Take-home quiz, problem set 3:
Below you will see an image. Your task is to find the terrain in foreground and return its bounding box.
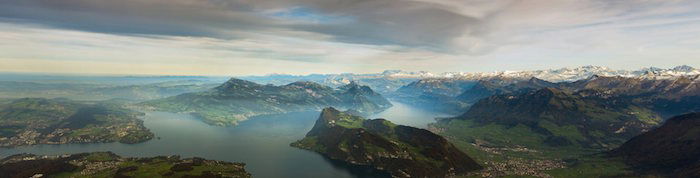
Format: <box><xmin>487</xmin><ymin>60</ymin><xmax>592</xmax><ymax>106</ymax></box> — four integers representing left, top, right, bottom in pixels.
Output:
<box><xmin>0</xmin><ymin>152</ymin><xmax>250</xmax><ymax>178</ymax></box>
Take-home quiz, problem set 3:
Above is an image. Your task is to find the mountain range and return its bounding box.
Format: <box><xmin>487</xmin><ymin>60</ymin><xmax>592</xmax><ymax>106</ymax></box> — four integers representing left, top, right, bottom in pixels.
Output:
<box><xmin>451</xmin><ymin>87</ymin><xmax>661</xmax><ymax>149</ymax></box>
<box><xmin>426</xmin><ymin>73</ymin><xmax>700</xmax><ymax>176</ymax></box>
<box><xmin>439</xmin><ymin>65</ymin><xmax>700</xmax><ymax>82</ymax></box>
<box><xmin>141</xmin><ymin>78</ymin><xmax>392</xmax><ymax>126</ymax></box>
<box><xmin>398</xmin><ymin>68</ymin><xmax>700</xmax><ymax>113</ymax></box>
<box><xmin>426</xmin><ymin>74</ymin><xmax>700</xmax><ymax>169</ymax></box>
<box><xmin>239</xmin><ymin>65</ymin><xmax>699</xmax><ymax>95</ymax></box>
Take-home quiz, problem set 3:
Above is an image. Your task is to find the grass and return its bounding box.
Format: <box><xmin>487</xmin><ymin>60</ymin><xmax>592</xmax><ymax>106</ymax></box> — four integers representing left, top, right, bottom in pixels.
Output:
<box><xmin>546</xmin><ymin>155</ymin><xmax>632</xmax><ymax>178</ymax></box>
<box><xmin>363</xmin><ymin>142</ymin><xmax>389</xmax><ymax>153</ymax></box>
<box><xmin>433</xmin><ymin>118</ymin><xmax>636</xmax><ymax>178</ymax></box>
<box><xmin>96</xmin><ymin>157</ymin><xmax>243</xmax><ymax>177</ymax></box>
<box><xmin>538</xmin><ymin>120</ymin><xmax>585</xmax><ymax>143</ymax></box>
<box><xmin>335</xmin><ymin>113</ymin><xmax>365</xmax><ymax>128</ymax></box>
<box><xmin>439</xmin><ymin>119</ymin><xmax>546</xmax><ymax>149</ymax></box>
<box><xmin>448</xmin><ymin>139</ymin><xmax>505</xmax><ymax>162</ymax></box>
<box><xmin>118</xmin><ymin>160</ymin><xmax>173</xmax><ymax>177</ymax></box>
<box><xmin>290</xmin><ymin>136</ymin><xmax>325</xmax><ymax>152</ymax></box>
<box><xmin>626</xmin><ymin>106</ymin><xmax>662</xmax><ymax>125</ymax></box>
<box><xmin>119</xmin><ymin>130</ymin><xmax>155</xmax><ymax>144</ymax></box>
<box><xmin>85</xmin><ymin>152</ymin><xmax>118</xmax><ymax>162</ymax></box>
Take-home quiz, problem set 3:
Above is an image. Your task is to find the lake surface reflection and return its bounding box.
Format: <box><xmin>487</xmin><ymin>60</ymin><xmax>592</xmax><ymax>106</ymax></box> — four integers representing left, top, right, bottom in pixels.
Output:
<box><xmin>370</xmin><ymin>101</ymin><xmax>453</xmax><ymax>128</ymax></box>
<box><xmin>0</xmin><ymin>101</ymin><xmax>444</xmax><ymax>178</ymax></box>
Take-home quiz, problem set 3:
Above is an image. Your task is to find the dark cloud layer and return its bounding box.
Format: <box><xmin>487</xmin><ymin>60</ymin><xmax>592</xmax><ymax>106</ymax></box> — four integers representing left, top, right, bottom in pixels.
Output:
<box><xmin>0</xmin><ymin>0</ymin><xmax>273</xmax><ymax>38</ymax></box>
<box><xmin>290</xmin><ymin>0</ymin><xmax>480</xmax><ymax>49</ymax></box>
<box><xmin>0</xmin><ymin>0</ymin><xmax>697</xmax><ymax>53</ymax></box>
<box><xmin>0</xmin><ymin>0</ymin><xmax>487</xmax><ymax>50</ymax></box>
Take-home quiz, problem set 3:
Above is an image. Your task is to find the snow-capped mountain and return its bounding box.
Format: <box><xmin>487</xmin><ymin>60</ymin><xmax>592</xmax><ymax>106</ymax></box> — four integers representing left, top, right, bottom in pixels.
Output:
<box><xmin>243</xmin><ymin>65</ymin><xmax>698</xmax><ymax>85</ymax></box>
<box><xmin>632</xmin><ymin>65</ymin><xmax>700</xmax><ymax>80</ymax></box>
<box><xmin>402</xmin><ymin>65</ymin><xmax>699</xmax><ymax>82</ymax></box>
<box><xmin>380</xmin><ymin>70</ymin><xmax>439</xmax><ymax>78</ymax></box>
<box><xmin>239</xmin><ymin>65</ymin><xmax>699</xmax><ymax>94</ymax></box>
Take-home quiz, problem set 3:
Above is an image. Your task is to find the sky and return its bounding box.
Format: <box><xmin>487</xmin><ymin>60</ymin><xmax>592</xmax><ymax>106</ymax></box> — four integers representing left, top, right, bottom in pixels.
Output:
<box><xmin>0</xmin><ymin>0</ymin><xmax>699</xmax><ymax>76</ymax></box>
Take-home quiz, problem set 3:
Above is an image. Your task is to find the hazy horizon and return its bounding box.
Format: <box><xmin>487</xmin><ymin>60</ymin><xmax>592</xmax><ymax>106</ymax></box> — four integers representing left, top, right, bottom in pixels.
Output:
<box><xmin>0</xmin><ymin>64</ymin><xmax>698</xmax><ymax>78</ymax></box>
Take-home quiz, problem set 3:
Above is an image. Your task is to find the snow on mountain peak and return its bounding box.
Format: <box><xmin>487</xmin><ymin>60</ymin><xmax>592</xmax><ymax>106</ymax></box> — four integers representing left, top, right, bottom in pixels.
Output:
<box><xmin>381</xmin><ymin>70</ymin><xmax>404</xmax><ymax>75</ymax></box>
<box><xmin>379</xmin><ymin>70</ymin><xmax>437</xmax><ymax>78</ymax></box>
<box><xmin>438</xmin><ymin>65</ymin><xmax>699</xmax><ymax>82</ymax></box>
<box><xmin>672</xmin><ymin>65</ymin><xmax>695</xmax><ymax>72</ymax></box>
<box><xmin>247</xmin><ymin>65</ymin><xmax>699</xmax><ymax>87</ymax></box>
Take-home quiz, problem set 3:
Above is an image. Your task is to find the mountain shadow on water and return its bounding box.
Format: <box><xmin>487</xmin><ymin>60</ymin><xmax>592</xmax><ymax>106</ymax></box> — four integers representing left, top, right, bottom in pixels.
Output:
<box><xmin>321</xmin><ymin>156</ymin><xmax>392</xmax><ymax>178</ymax></box>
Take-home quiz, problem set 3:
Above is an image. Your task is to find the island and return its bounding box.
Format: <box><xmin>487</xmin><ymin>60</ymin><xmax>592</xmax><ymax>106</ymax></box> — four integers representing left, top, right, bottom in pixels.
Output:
<box><xmin>291</xmin><ymin>107</ymin><xmax>482</xmax><ymax>177</ymax></box>
<box><xmin>0</xmin><ymin>152</ymin><xmax>251</xmax><ymax>178</ymax></box>
<box><xmin>0</xmin><ymin>98</ymin><xmax>154</xmax><ymax>147</ymax></box>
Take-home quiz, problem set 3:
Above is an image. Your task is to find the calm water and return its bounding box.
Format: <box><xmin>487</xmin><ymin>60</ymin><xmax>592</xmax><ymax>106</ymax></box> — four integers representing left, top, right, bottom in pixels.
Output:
<box><xmin>0</xmin><ymin>101</ymin><xmax>446</xmax><ymax>177</ymax></box>
<box><xmin>370</xmin><ymin>101</ymin><xmax>453</xmax><ymax>128</ymax></box>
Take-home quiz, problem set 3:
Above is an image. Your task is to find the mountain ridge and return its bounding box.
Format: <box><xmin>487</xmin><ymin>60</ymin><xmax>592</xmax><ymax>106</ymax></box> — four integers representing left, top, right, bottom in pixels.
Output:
<box><xmin>291</xmin><ymin>107</ymin><xmax>482</xmax><ymax>177</ymax></box>
<box><xmin>141</xmin><ymin>78</ymin><xmax>392</xmax><ymax>126</ymax></box>
<box><xmin>242</xmin><ymin>65</ymin><xmax>699</xmax><ymax>84</ymax></box>
<box><xmin>610</xmin><ymin>112</ymin><xmax>700</xmax><ymax>177</ymax></box>
<box><xmin>452</xmin><ymin>87</ymin><xmax>661</xmax><ymax>148</ymax></box>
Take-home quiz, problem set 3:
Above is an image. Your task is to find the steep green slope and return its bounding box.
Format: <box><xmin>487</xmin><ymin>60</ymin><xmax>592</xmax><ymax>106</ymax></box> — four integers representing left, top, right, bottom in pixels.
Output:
<box><xmin>611</xmin><ymin>112</ymin><xmax>700</xmax><ymax>177</ymax></box>
<box><xmin>427</xmin><ymin>75</ymin><xmax>700</xmax><ymax>177</ymax></box>
<box><xmin>442</xmin><ymin>88</ymin><xmax>661</xmax><ymax>150</ymax></box>
<box><xmin>0</xmin><ymin>152</ymin><xmax>250</xmax><ymax>178</ymax></box>
<box><xmin>291</xmin><ymin>107</ymin><xmax>481</xmax><ymax>177</ymax></box>
<box><xmin>0</xmin><ymin>98</ymin><xmax>153</xmax><ymax>147</ymax></box>
<box><xmin>142</xmin><ymin>79</ymin><xmax>392</xmax><ymax>126</ymax></box>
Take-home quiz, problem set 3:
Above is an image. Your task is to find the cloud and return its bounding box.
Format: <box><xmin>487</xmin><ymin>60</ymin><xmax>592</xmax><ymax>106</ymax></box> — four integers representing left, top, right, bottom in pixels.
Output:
<box><xmin>1</xmin><ymin>0</ymin><xmax>698</xmax><ymax>53</ymax></box>
<box><xmin>0</xmin><ymin>0</ymin><xmax>699</xmax><ymax>75</ymax></box>
<box><xmin>0</xmin><ymin>0</ymin><xmax>273</xmax><ymax>38</ymax></box>
<box><xmin>0</xmin><ymin>21</ymin><xmax>425</xmax><ymax>75</ymax></box>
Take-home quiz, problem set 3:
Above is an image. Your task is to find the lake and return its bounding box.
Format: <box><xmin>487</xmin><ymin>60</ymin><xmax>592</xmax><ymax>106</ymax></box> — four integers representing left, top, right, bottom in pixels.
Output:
<box><xmin>0</xmin><ymin>101</ymin><xmax>448</xmax><ymax>178</ymax></box>
<box><xmin>371</xmin><ymin>101</ymin><xmax>453</xmax><ymax>128</ymax></box>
